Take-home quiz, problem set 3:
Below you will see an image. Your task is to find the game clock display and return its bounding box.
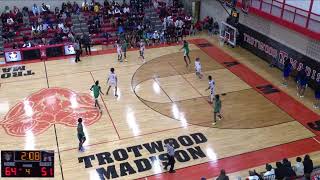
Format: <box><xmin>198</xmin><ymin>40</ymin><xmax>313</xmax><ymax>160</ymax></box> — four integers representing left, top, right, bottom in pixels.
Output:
<box><xmin>1</xmin><ymin>150</ymin><xmax>54</xmax><ymax>177</ymax></box>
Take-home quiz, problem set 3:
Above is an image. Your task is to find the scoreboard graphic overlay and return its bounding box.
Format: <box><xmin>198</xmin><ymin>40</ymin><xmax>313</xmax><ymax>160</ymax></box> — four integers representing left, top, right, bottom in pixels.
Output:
<box><xmin>1</xmin><ymin>150</ymin><xmax>54</xmax><ymax>177</ymax></box>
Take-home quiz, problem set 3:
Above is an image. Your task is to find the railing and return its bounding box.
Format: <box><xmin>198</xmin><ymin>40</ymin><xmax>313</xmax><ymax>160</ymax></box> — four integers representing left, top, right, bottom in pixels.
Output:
<box><xmin>237</xmin><ymin>0</ymin><xmax>320</xmax><ymax>40</ymax></box>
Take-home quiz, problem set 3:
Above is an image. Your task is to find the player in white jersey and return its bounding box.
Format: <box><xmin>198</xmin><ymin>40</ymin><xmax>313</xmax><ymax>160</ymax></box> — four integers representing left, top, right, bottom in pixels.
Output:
<box><xmin>139</xmin><ymin>39</ymin><xmax>145</xmax><ymax>62</ymax></box>
<box><xmin>106</xmin><ymin>68</ymin><xmax>118</xmax><ymax>97</ymax></box>
<box><xmin>205</xmin><ymin>75</ymin><xmax>215</xmax><ymax>103</ymax></box>
<box><xmin>194</xmin><ymin>57</ymin><xmax>203</xmax><ymax>79</ymax></box>
<box><xmin>116</xmin><ymin>41</ymin><xmax>122</xmax><ymax>62</ymax></box>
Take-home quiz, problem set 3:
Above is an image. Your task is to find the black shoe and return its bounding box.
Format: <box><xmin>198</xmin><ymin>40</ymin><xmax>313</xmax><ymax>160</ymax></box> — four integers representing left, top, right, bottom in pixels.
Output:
<box><xmin>169</xmin><ymin>170</ymin><xmax>176</xmax><ymax>173</ymax></box>
<box><xmin>164</xmin><ymin>167</ymin><xmax>167</xmax><ymax>170</ymax></box>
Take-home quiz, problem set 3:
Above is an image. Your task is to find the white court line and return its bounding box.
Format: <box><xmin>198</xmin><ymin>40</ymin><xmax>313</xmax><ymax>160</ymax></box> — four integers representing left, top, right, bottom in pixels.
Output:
<box><xmin>312</xmin><ymin>137</ymin><xmax>320</xmax><ymax>144</ymax></box>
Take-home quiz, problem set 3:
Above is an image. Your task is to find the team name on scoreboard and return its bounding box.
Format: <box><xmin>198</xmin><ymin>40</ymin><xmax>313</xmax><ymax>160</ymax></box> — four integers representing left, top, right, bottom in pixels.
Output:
<box><xmin>78</xmin><ymin>133</ymin><xmax>208</xmax><ymax>179</ymax></box>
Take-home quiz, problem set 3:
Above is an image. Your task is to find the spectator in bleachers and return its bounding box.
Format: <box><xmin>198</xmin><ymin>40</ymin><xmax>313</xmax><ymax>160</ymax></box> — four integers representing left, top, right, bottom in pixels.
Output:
<box><xmin>22</xmin><ymin>40</ymin><xmax>32</xmax><ymax>48</ymax></box>
<box><xmin>263</xmin><ymin>164</ymin><xmax>275</xmax><ymax>180</ymax></box>
<box><xmin>247</xmin><ymin>170</ymin><xmax>261</xmax><ymax>180</ymax></box>
<box><xmin>104</xmin><ymin>0</ymin><xmax>110</xmax><ymax>8</ymax></box>
<box><xmin>82</xmin><ymin>0</ymin><xmax>89</xmax><ymax>11</ymax></box>
<box><xmin>174</xmin><ymin>17</ymin><xmax>184</xmax><ymax>29</ymax></box>
<box><xmin>13</xmin><ymin>42</ymin><xmax>19</xmax><ymax>49</ymax></box>
<box><xmin>6</xmin><ymin>16</ymin><xmax>14</xmax><ymax>26</ymax></box>
<box><xmin>275</xmin><ymin>162</ymin><xmax>286</xmax><ymax>180</ymax></box>
<box><xmin>123</xmin><ymin>4</ymin><xmax>130</xmax><ymax>15</ymax></box>
<box><xmin>160</xmin><ymin>30</ymin><xmax>165</xmax><ymax>43</ymax></box>
<box><xmin>31</xmin><ymin>23</ymin><xmax>42</xmax><ymax>36</ymax></box>
<box><xmin>41</xmin><ymin>3</ymin><xmax>50</xmax><ymax>14</ymax></box>
<box><xmin>22</xmin><ymin>8</ymin><xmax>29</xmax><ymax>26</ymax></box>
<box><xmin>2</xmin><ymin>26</ymin><xmax>14</xmax><ymax>43</ymax></box>
<box><xmin>114</xmin><ymin>7</ymin><xmax>121</xmax><ymax>16</ymax></box>
<box><xmin>73</xmin><ymin>2</ymin><xmax>80</xmax><ymax>14</ymax></box>
<box><xmin>68</xmin><ymin>32</ymin><xmax>75</xmax><ymax>42</ymax></box>
<box><xmin>4</xmin><ymin>6</ymin><xmax>10</xmax><ymax>14</ymax></box>
<box><xmin>13</xmin><ymin>6</ymin><xmax>19</xmax><ymax>15</ymax></box>
<box><xmin>282</xmin><ymin>158</ymin><xmax>296</xmax><ymax>178</ymax></box>
<box><xmin>41</xmin><ymin>37</ymin><xmax>48</xmax><ymax>45</ymax></box>
<box><xmin>293</xmin><ymin>157</ymin><xmax>304</xmax><ymax>177</ymax></box>
<box><xmin>62</xmin><ymin>24</ymin><xmax>71</xmax><ymax>36</ymax></box>
<box><xmin>303</xmin><ymin>155</ymin><xmax>313</xmax><ymax>179</ymax></box>
<box><xmin>58</xmin><ymin>21</ymin><xmax>64</xmax><ymax>30</ymax></box>
<box><xmin>282</xmin><ymin>158</ymin><xmax>292</xmax><ymax>168</ymax></box>
<box><xmin>32</xmin><ymin>4</ymin><xmax>40</xmax><ymax>16</ymax></box>
<box><xmin>94</xmin><ymin>3</ymin><xmax>100</xmax><ymax>13</ymax></box>
<box><xmin>152</xmin><ymin>30</ymin><xmax>160</xmax><ymax>45</ymax></box>
<box><xmin>55</xmin><ymin>7</ymin><xmax>60</xmax><ymax>15</ymax></box>
<box><xmin>216</xmin><ymin>169</ymin><xmax>229</xmax><ymax>180</ymax></box>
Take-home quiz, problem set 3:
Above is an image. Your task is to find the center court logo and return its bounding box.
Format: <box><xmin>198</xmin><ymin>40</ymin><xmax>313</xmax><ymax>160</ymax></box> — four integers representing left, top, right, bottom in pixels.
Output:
<box><xmin>0</xmin><ymin>88</ymin><xmax>101</xmax><ymax>136</ymax></box>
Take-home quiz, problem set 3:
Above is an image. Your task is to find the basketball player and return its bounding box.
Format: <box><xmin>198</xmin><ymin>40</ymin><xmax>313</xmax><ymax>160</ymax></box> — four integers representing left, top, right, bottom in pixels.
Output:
<box><xmin>106</xmin><ymin>68</ymin><xmax>118</xmax><ymax>97</ymax></box>
<box><xmin>90</xmin><ymin>80</ymin><xmax>104</xmax><ymax>112</ymax></box>
<box><xmin>180</xmin><ymin>40</ymin><xmax>191</xmax><ymax>67</ymax></box>
<box><xmin>139</xmin><ymin>39</ymin><xmax>145</xmax><ymax>62</ymax></box>
<box><xmin>122</xmin><ymin>40</ymin><xmax>128</xmax><ymax>62</ymax></box>
<box><xmin>314</xmin><ymin>81</ymin><xmax>320</xmax><ymax>109</ymax></box>
<box><xmin>213</xmin><ymin>95</ymin><xmax>222</xmax><ymax>125</ymax></box>
<box><xmin>195</xmin><ymin>57</ymin><xmax>203</xmax><ymax>79</ymax></box>
<box><xmin>282</xmin><ymin>60</ymin><xmax>292</xmax><ymax>87</ymax></box>
<box><xmin>116</xmin><ymin>41</ymin><xmax>122</xmax><ymax>62</ymax></box>
<box><xmin>206</xmin><ymin>75</ymin><xmax>215</xmax><ymax>103</ymax></box>
<box><xmin>77</xmin><ymin>118</ymin><xmax>86</xmax><ymax>151</ymax></box>
<box><xmin>297</xmin><ymin>70</ymin><xmax>308</xmax><ymax>98</ymax></box>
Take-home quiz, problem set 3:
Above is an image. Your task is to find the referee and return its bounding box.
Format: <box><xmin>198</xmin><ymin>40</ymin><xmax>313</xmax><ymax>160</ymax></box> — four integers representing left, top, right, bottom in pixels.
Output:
<box><xmin>164</xmin><ymin>140</ymin><xmax>176</xmax><ymax>173</ymax></box>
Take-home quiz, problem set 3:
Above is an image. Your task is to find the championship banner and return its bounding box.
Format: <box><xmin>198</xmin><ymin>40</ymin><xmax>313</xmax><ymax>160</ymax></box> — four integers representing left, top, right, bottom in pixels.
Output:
<box><xmin>238</xmin><ymin>23</ymin><xmax>320</xmax><ymax>89</ymax></box>
<box><xmin>64</xmin><ymin>44</ymin><xmax>76</xmax><ymax>55</ymax></box>
<box><xmin>5</xmin><ymin>50</ymin><xmax>22</xmax><ymax>62</ymax></box>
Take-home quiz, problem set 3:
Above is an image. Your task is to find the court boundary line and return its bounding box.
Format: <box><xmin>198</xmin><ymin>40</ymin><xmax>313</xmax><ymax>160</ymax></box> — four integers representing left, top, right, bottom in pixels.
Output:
<box><xmin>44</xmin><ymin>60</ymin><xmax>64</xmax><ymax>180</ymax></box>
<box><xmin>313</xmin><ymin>137</ymin><xmax>320</xmax><ymax>144</ymax></box>
<box><xmin>89</xmin><ymin>71</ymin><xmax>121</xmax><ymax>140</ymax></box>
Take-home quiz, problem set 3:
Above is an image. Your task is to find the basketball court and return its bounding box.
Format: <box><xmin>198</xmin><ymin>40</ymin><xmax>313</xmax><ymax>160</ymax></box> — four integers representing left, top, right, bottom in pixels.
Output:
<box><xmin>1</xmin><ymin>36</ymin><xmax>320</xmax><ymax>180</ymax></box>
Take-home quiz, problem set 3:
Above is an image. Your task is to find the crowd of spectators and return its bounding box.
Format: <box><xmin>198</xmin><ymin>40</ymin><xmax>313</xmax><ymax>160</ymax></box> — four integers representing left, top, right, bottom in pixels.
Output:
<box><xmin>246</xmin><ymin>155</ymin><xmax>314</xmax><ymax>180</ymax></box>
<box><xmin>81</xmin><ymin>0</ymin><xmax>181</xmax><ymax>47</ymax></box>
<box><xmin>199</xmin><ymin>155</ymin><xmax>315</xmax><ymax>180</ymax></box>
<box><xmin>1</xmin><ymin>1</ymin><xmax>81</xmax><ymax>49</ymax></box>
<box><xmin>1</xmin><ymin>0</ymin><xmax>220</xmax><ymax>52</ymax></box>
